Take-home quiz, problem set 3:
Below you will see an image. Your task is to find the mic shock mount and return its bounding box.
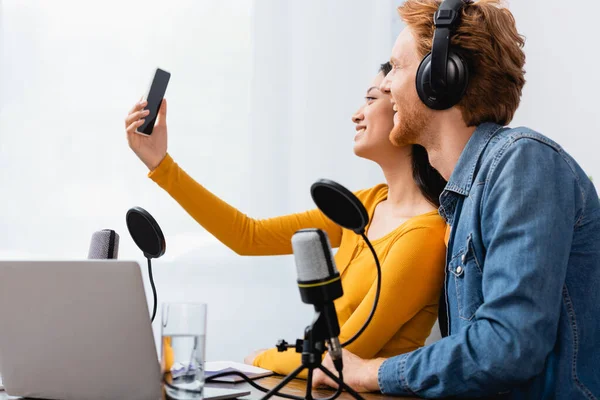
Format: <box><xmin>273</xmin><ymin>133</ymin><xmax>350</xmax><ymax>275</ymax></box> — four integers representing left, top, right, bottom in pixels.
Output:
<box><xmin>265</xmin><ymin>311</ymin><xmax>365</xmax><ymax>400</ymax></box>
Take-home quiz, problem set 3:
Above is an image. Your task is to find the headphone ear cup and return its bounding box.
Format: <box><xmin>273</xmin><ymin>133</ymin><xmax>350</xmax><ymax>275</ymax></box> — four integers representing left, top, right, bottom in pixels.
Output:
<box><xmin>416</xmin><ymin>52</ymin><xmax>435</xmax><ymax>108</ymax></box>
<box><xmin>415</xmin><ymin>50</ymin><xmax>469</xmax><ymax>110</ymax></box>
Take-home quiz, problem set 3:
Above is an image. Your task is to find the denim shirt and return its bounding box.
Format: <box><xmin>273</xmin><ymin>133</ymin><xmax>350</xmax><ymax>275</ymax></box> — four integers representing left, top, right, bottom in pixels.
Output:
<box><xmin>378</xmin><ymin>123</ymin><xmax>600</xmax><ymax>399</ymax></box>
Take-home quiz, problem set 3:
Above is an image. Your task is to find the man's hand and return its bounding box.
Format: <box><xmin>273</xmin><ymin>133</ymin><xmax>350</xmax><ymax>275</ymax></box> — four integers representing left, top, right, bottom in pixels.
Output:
<box><xmin>311</xmin><ymin>349</ymin><xmax>385</xmax><ymax>393</ymax></box>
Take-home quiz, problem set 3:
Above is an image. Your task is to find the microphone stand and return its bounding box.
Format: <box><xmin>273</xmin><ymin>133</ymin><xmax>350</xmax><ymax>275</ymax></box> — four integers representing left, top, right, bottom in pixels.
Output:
<box><xmin>262</xmin><ymin>310</ymin><xmax>365</xmax><ymax>400</ymax></box>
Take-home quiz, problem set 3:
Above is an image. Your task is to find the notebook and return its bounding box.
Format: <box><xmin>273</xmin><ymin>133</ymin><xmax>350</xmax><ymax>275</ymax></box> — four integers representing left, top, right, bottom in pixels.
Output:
<box><xmin>205</xmin><ymin>361</ymin><xmax>273</xmax><ymax>383</ymax></box>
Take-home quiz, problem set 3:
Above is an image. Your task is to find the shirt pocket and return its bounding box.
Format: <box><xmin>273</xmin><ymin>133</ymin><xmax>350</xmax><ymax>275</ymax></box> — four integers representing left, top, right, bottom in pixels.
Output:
<box><xmin>448</xmin><ymin>234</ymin><xmax>484</xmax><ymax>321</ymax></box>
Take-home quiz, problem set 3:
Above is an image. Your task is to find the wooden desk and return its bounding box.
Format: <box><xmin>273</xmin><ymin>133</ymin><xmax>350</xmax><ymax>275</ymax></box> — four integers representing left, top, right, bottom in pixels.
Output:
<box><xmin>0</xmin><ymin>375</ymin><xmax>420</xmax><ymax>400</ymax></box>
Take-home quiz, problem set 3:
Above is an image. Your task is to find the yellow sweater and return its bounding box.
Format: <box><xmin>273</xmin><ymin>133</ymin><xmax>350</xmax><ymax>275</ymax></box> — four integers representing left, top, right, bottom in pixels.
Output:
<box><xmin>149</xmin><ymin>154</ymin><xmax>447</xmax><ymax>377</ymax></box>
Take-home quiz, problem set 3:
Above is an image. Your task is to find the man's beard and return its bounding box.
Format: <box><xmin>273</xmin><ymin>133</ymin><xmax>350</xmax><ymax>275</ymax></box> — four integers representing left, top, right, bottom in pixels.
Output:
<box><xmin>389</xmin><ymin>97</ymin><xmax>432</xmax><ymax>147</ymax></box>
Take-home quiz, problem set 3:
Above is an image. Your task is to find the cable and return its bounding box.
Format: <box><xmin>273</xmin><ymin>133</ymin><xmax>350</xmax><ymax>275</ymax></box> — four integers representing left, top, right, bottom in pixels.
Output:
<box><xmin>164</xmin><ymin>370</ymin><xmax>300</xmax><ymax>399</ymax></box>
<box><xmin>329</xmin><ymin>372</ymin><xmax>344</xmax><ymax>400</ymax></box>
<box><xmin>147</xmin><ymin>257</ymin><xmax>157</xmax><ymax>322</ymax></box>
<box><xmin>208</xmin><ymin>371</ymin><xmax>301</xmax><ymax>400</ymax></box>
<box><xmin>339</xmin><ymin>233</ymin><xmax>381</xmax><ymax>348</ymax></box>
<box><xmin>162</xmin><ymin>369</ymin><xmax>345</xmax><ymax>400</ymax></box>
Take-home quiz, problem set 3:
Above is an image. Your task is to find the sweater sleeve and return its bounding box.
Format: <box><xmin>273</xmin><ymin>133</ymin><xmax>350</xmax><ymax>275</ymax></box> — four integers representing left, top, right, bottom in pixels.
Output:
<box><xmin>148</xmin><ymin>154</ymin><xmax>342</xmax><ymax>255</ymax></box>
<box><xmin>252</xmin><ymin>222</ymin><xmax>446</xmax><ymax>377</ymax></box>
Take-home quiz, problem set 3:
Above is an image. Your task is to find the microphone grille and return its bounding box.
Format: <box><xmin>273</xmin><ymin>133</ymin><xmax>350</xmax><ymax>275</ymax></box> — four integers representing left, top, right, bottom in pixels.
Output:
<box><xmin>88</xmin><ymin>229</ymin><xmax>120</xmax><ymax>259</ymax></box>
<box><xmin>291</xmin><ymin>229</ymin><xmax>338</xmax><ymax>282</ymax></box>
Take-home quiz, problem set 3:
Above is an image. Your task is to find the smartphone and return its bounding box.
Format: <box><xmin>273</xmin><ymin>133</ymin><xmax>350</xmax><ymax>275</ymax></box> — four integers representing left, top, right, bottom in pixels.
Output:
<box><xmin>138</xmin><ymin>68</ymin><xmax>171</xmax><ymax>135</ymax></box>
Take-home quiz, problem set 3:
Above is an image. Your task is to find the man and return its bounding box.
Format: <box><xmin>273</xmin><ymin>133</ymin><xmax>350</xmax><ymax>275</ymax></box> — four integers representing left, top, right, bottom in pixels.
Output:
<box><xmin>312</xmin><ymin>0</ymin><xmax>599</xmax><ymax>398</ymax></box>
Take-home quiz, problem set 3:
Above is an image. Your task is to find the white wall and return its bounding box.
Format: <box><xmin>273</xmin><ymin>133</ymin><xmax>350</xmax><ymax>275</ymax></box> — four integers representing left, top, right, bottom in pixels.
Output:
<box><xmin>509</xmin><ymin>0</ymin><xmax>599</xmax><ymax>182</ymax></box>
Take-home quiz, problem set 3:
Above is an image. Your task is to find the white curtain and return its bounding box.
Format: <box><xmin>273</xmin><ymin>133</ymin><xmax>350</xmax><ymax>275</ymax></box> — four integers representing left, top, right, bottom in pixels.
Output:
<box><xmin>0</xmin><ymin>0</ymin><xmax>256</xmax><ymax>260</ymax></box>
<box><xmin>248</xmin><ymin>0</ymin><xmax>400</xmax><ymax>215</ymax></box>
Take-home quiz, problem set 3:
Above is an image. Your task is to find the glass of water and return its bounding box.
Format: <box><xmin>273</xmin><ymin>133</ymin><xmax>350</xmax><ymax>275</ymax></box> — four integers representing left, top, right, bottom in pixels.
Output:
<box><xmin>161</xmin><ymin>303</ymin><xmax>207</xmax><ymax>400</ymax></box>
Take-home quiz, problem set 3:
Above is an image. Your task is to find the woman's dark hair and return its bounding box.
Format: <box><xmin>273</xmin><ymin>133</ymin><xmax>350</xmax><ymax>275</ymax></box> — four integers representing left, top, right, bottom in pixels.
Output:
<box><xmin>378</xmin><ymin>62</ymin><xmax>447</xmax><ymax>207</ymax></box>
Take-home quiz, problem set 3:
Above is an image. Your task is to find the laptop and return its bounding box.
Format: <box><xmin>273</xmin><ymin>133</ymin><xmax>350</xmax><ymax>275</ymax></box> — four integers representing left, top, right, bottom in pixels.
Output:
<box><xmin>0</xmin><ymin>261</ymin><xmax>250</xmax><ymax>400</ymax></box>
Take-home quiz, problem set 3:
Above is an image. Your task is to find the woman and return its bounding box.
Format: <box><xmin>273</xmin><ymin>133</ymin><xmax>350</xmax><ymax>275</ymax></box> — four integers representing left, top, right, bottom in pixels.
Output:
<box><xmin>125</xmin><ymin>63</ymin><xmax>447</xmax><ymax>378</ymax></box>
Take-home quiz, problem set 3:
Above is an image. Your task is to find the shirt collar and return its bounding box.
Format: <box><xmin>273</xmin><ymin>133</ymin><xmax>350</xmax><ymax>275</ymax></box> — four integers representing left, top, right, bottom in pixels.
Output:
<box><xmin>444</xmin><ymin>122</ymin><xmax>504</xmax><ymax>196</ymax></box>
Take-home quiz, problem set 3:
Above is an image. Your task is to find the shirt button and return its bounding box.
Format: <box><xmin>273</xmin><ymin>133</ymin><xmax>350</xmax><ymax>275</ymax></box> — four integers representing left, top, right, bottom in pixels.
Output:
<box><xmin>456</xmin><ymin>266</ymin><xmax>463</xmax><ymax>274</ymax></box>
<box><xmin>461</xmin><ymin>254</ymin><xmax>466</xmax><ymax>263</ymax></box>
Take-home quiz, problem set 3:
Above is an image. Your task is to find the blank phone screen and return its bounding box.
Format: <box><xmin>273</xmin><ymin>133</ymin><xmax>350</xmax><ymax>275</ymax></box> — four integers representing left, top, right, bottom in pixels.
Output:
<box><xmin>139</xmin><ymin>68</ymin><xmax>170</xmax><ymax>135</ymax></box>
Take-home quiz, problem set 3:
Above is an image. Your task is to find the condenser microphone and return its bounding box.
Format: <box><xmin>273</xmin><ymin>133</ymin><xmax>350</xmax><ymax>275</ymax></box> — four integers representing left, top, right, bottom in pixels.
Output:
<box><xmin>291</xmin><ymin>228</ymin><xmax>343</xmax><ymax>369</ymax></box>
<box><xmin>88</xmin><ymin>229</ymin><xmax>119</xmax><ymax>259</ymax></box>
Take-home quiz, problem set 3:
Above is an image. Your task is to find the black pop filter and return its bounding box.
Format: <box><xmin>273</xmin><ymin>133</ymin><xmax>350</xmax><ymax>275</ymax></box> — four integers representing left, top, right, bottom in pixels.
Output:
<box><xmin>126</xmin><ymin>207</ymin><xmax>166</xmax><ymax>259</ymax></box>
<box><xmin>310</xmin><ymin>179</ymin><xmax>369</xmax><ymax>234</ymax></box>
<box><xmin>126</xmin><ymin>206</ymin><xmax>165</xmax><ymax>323</ymax></box>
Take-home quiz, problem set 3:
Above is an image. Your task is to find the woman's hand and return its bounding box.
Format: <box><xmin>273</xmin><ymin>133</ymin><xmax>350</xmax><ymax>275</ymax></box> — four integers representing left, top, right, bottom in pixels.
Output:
<box><xmin>244</xmin><ymin>348</ymin><xmax>268</xmax><ymax>366</ymax></box>
<box><xmin>125</xmin><ymin>98</ymin><xmax>169</xmax><ymax>171</ymax></box>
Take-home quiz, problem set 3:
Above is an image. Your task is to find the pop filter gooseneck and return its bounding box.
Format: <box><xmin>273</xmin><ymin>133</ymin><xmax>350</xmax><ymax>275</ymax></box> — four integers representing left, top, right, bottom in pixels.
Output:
<box><xmin>126</xmin><ymin>207</ymin><xmax>166</xmax><ymax>322</ymax></box>
<box><xmin>310</xmin><ymin>179</ymin><xmax>382</xmax><ymax>347</ymax></box>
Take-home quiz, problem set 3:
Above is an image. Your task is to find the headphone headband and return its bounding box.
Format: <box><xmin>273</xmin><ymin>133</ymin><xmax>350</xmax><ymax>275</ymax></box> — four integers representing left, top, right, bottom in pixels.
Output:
<box><xmin>434</xmin><ymin>0</ymin><xmax>464</xmax><ymax>28</ymax></box>
<box><xmin>430</xmin><ymin>0</ymin><xmax>465</xmax><ymax>93</ymax></box>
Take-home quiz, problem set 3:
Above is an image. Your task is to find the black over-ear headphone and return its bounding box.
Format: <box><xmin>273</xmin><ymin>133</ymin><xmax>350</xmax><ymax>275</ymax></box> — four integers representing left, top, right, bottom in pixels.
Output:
<box><xmin>416</xmin><ymin>0</ymin><xmax>469</xmax><ymax>110</ymax></box>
